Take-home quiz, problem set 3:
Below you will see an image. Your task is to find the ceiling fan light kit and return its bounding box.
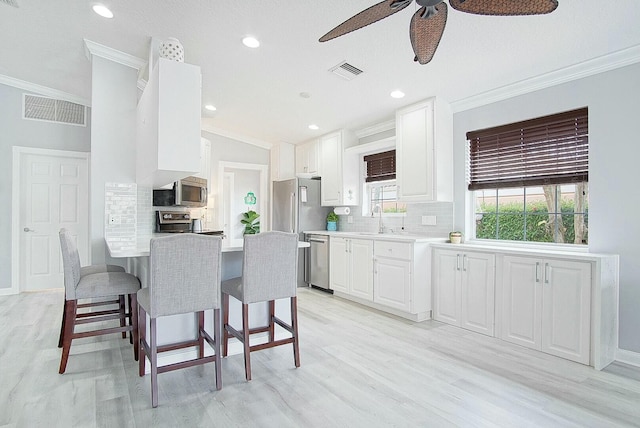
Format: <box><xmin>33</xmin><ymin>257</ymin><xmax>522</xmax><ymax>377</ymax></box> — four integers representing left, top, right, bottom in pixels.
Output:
<box><xmin>320</xmin><ymin>0</ymin><xmax>559</xmax><ymax>65</ymax></box>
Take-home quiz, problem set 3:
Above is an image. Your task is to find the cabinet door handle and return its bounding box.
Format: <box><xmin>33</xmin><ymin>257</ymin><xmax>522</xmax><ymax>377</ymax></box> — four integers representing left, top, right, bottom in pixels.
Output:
<box><xmin>544</xmin><ymin>263</ymin><xmax>550</xmax><ymax>284</ymax></box>
<box><xmin>462</xmin><ymin>254</ymin><xmax>467</xmax><ymax>271</ymax></box>
<box><xmin>456</xmin><ymin>254</ymin><xmax>460</xmax><ymax>271</ymax></box>
<box><xmin>535</xmin><ymin>262</ymin><xmax>540</xmax><ymax>283</ymax></box>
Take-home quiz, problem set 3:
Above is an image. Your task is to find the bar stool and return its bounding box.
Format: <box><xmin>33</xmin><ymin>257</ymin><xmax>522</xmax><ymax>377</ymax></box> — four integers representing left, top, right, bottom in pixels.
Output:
<box><xmin>58</xmin><ymin>228</ymin><xmax>141</xmax><ymax>374</ymax></box>
<box><xmin>138</xmin><ymin>234</ymin><xmax>223</xmax><ymax>408</ymax></box>
<box><xmin>222</xmin><ymin>231</ymin><xmax>300</xmax><ymax>381</ymax></box>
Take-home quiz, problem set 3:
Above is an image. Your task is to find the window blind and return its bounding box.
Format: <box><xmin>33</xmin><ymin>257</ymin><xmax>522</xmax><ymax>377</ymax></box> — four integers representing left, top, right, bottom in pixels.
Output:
<box><xmin>467</xmin><ymin>107</ymin><xmax>588</xmax><ymax>190</ymax></box>
<box><xmin>364</xmin><ymin>150</ymin><xmax>396</xmax><ymax>182</ymax></box>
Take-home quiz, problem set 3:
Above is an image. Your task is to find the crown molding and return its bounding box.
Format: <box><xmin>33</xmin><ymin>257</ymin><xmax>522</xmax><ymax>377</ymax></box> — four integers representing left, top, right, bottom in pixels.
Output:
<box><xmin>83</xmin><ymin>39</ymin><xmax>147</xmax><ymax>71</ymax></box>
<box><xmin>201</xmin><ymin>125</ymin><xmax>273</xmax><ymax>150</ymax></box>
<box><xmin>451</xmin><ymin>44</ymin><xmax>640</xmax><ymax>113</ymax></box>
<box><xmin>0</xmin><ymin>74</ymin><xmax>90</xmax><ymax>106</ymax></box>
<box><xmin>355</xmin><ymin>119</ymin><xmax>395</xmax><ymax>139</ymax></box>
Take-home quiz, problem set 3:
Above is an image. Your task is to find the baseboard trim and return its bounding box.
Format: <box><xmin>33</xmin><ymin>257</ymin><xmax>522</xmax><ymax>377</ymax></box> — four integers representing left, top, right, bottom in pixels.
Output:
<box><xmin>616</xmin><ymin>348</ymin><xmax>640</xmax><ymax>368</ymax></box>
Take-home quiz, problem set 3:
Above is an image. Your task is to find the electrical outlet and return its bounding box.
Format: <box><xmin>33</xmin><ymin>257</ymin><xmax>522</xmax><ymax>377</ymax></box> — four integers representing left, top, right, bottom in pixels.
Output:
<box><xmin>421</xmin><ymin>215</ymin><xmax>437</xmax><ymax>226</ymax></box>
<box><xmin>347</xmin><ymin>216</ymin><xmax>353</xmax><ymax>224</ymax></box>
<box><xmin>108</xmin><ymin>214</ymin><xmax>121</xmax><ymax>225</ymax></box>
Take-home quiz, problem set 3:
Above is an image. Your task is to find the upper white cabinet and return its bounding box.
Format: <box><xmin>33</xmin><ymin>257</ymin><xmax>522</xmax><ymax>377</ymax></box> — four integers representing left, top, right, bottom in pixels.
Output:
<box><xmin>295</xmin><ymin>140</ymin><xmax>320</xmax><ymax>176</ymax></box>
<box><xmin>137</xmin><ymin>58</ymin><xmax>202</xmax><ymax>188</ymax></box>
<box><xmin>432</xmin><ymin>249</ymin><xmax>495</xmax><ymax>336</ymax></box>
<box><xmin>320</xmin><ymin>130</ymin><xmax>358</xmax><ymax>206</ymax></box>
<box><xmin>195</xmin><ymin>138</ymin><xmax>211</xmax><ymax>182</ymax></box>
<box><xmin>500</xmin><ymin>255</ymin><xmax>591</xmax><ymax>365</ymax></box>
<box><xmin>271</xmin><ymin>142</ymin><xmax>295</xmax><ymax>181</ymax></box>
<box><xmin>395</xmin><ymin>98</ymin><xmax>452</xmax><ymax>202</ymax></box>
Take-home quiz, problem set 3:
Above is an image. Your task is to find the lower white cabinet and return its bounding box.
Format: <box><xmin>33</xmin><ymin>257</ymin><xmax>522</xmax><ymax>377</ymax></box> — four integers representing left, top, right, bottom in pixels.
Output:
<box><xmin>374</xmin><ymin>245</ymin><xmax>412</xmax><ymax>312</ymax></box>
<box><xmin>330</xmin><ymin>237</ymin><xmax>373</xmax><ymax>300</ymax></box>
<box><xmin>432</xmin><ymin>249</ymin><xmax>495</xmax><ymax>336</ymax></box>
<box><xmin>500</xmin><ymin>255</ymin><xmax>591</xmax><ymax>365</ymax></box>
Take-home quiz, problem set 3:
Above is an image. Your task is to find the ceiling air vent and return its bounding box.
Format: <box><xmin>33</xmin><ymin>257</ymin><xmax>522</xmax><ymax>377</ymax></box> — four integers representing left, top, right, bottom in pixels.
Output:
<box><xmin>24</xmin><ymin>94</ymin><xmax>86</xmax><ymax>126</ymax></box>
<box><xmin>0</xmin><ymin>0</ymin><xmax>19</xmax><ymax>7</ymax></box>
<box><xmin>329</xmin><ymin>61</ymin><xmax>364</xmax><ymax>81</ymax></box>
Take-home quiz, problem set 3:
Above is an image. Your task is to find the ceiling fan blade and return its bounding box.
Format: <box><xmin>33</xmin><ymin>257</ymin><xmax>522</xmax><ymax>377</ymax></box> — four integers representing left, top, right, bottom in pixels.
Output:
<box><xmin>410</xmin><ymin>3</ymin><xmax>448</xmax><ymax>65</ymax></box>
<box><xmin>319</xmin><ymin>0</ymin><xmax>412</xmax><ymax>42</ymax></box>
<box><xmin>448</xmin><ymin>0</ymin><xmax>558</xmax><ymax>16</ymax></box>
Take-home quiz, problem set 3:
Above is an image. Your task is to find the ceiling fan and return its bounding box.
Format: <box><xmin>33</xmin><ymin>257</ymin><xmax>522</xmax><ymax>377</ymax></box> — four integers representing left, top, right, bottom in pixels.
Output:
<box><xmin>319</xmin><ymin>0</ymin><xmax>559</xmax><ymax>65</ymax></box>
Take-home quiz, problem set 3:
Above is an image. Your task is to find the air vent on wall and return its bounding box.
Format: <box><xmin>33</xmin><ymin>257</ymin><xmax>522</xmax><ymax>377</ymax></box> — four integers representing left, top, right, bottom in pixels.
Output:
<box><xmin>0</xmin><ymin>0</ymin><xmax>19</xmax><ymax>7</ymax></box>
<box><xmin>329</xmin><ymin>61</ymin><xmax>364</xmax><ymax>81</ymax></box>
<box><xmin>23</xmin><ymin>94</ymin><xmax>86</xmax><ymax>126</ymax></box>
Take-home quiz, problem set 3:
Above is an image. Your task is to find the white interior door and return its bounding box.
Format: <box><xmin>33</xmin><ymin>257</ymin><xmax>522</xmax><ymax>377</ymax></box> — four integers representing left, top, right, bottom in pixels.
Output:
<box><xmin>18</xmin><ymin>150</ymin><xmax>89</xmax><ymax>291</ymax></box>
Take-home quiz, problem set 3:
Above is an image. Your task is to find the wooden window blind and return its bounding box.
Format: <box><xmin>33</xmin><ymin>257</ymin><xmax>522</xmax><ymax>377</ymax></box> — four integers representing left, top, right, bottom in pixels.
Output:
<box><xmin>467</xmin><ymin>107</ymin><xmax>588</xmax><ymax>190</ymax></box>
<box><xmin>364</xmin><ymin>150</ymin><xmax>396</xmax><ymax>182</ymax></box>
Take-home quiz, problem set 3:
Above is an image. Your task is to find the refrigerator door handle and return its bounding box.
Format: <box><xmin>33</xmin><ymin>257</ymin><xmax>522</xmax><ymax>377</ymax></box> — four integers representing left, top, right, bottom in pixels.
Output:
<box><xmin>290</xmin><ymin>192</ymin><xmax>296</xmax><ymax>233</ymax></box>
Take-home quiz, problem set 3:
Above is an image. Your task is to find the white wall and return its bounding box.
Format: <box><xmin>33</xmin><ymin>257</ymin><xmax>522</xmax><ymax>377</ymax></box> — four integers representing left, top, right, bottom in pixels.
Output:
<box><xmin>453</xmin><ymin>62</ymin><xmax>640</xmax><ymax>353</ymax></box>
<box><xmin>89</xmin><ymin>56</ymin><xmax>139</xmax><ymax>265</ymax></box>
<box><xmin>0</xmin><ymin>83</ymin><xmax>91</xmax><ymax>291</ymax></box>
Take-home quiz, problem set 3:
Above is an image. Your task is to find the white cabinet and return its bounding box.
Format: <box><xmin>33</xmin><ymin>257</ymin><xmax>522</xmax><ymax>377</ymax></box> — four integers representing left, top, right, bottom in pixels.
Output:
<box><xmin>320</xmin><ymin>130</ymin><xmax>358</xmax><ymax>206</ymax></box>
<box><xmin>329</xmin><ymin>237</ymin><xmax>373</xmax><ymax>300</ymax></box>
<box><xmin>395</xmin><ymin>98</ymin><xmax>452</xmax><ymax>202</ymax></box>
<box><xmin>374</xmin><ymin>242</ymin><xmax>412</xmax><ymax>312</ymax></box>
<box><xmin>500</xmin><ymin>255</ymin><xmax>591</xmax><ymax>364</ymax></box>
<box><xmin>295</xmin><ymin>140</ymin><xmax>320</xmax><ymax>176</ymax></box>
<box><xmin>432</xmin><ymin>249</ymin><xmax>495</xmax><ymax>336</ymax></box>
<box><xmin>137</xmin><ymin>58</ymin><xmax>202</xmax><ymax>188</ymax></box>
<box><xmin>196</xmin><ymin>138</ymin><xmax>211</xmax><ymax>182</ymax></box>
<box><xmin>271</xmin><ymin>142</ymin><xmax>295</xmax><ymax>181</ymax></box>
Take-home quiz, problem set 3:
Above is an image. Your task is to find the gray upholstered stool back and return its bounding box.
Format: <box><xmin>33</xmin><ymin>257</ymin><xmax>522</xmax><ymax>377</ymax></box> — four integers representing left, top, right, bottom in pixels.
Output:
<box><xmin>240</xmin><ymin>231</ymin><xmax>298</xmax><ymax>304</ymax></box>
<box><xmin>59</xmin><ymin>228</ymin><xmax>82</xmax><ymax>300</ymax></box>
<box><xmin>148</xmin><ymin>234</ymin><xmax>222</xmax><ymax>318</ymax></box>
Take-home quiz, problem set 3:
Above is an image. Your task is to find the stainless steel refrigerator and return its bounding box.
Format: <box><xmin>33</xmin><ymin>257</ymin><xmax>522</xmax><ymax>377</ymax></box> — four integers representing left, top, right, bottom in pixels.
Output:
<box><xmin>272</xmin><ymin>178</ymin><xmax>332</xmax><ymax>287</ymax></box>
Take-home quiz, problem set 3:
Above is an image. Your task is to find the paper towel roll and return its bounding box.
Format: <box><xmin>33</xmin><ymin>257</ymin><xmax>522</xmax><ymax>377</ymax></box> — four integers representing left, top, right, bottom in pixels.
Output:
<box><xmin>334</xmin><ymin>206</ymin><xmax>351</xmax><ymax>215</ymax></box>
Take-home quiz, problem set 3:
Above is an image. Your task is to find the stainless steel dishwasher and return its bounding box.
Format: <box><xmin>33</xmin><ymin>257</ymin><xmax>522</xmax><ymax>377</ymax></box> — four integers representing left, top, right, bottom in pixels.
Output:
<box><xmin>307</xmin><ymin>234</ymin><xmax>331</xmax><ymax>292</ymax></box>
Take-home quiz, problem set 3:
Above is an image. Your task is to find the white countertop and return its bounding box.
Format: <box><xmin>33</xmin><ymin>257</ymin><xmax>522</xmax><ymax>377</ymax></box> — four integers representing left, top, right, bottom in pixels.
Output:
<box><xmin>428</xmin><ymin>241</ymin><xmax>616</xmax><ymax>261</ymax></box>
<box><xmin>303</xmin><ymin>230</ymin><xmax>447</xmax><ymax>243</ymax></box>
<box><xmin>106</xmin><ymin>233</ymin><xmax>309</xmax><ymax>258</ymax></box>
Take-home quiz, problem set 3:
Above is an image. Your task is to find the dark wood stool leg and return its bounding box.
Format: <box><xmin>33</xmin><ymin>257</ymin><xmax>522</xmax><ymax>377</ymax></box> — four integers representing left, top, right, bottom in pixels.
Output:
<box><xmin>222</xmin><ymin>293</ymin><xmax>230</xmax><ymax>357</ymax></box>
<box><xmin>197</xmin><ymin>311</ymin><xmax>205</xmax><ymax>359</ymax></box>
<box><xmin>150</xmin><ymin>317</ymin><xmax>159</xmax><ymax>408</ymax></box>
<box><xmin>58</xmin><ymin>299</ymin><xmax>66</xmax><ymax>348</ymax></box>
<box><xmin>59</xmin><ymin>299</ymin><xmax>77</xmax><ymax>374</ymax></box>
<box><xmin>242</xmin><ymin>303</ymin><xmax>252</xmax><ymax>381</ymax></box>
<box><xmin>291</xmin><ymin>296</ymin><xmax>300</xmax><ymax>368</ymax></box>
<box><xmin>213</xmin><ymin>308</ymin><xmax>222</xmax><ymax>390</ymax></box>
<box><xmin>128</xmin><ymin>294</ymin><xmax>134</xmax><ymax>344</ymax></box>
<box><xmin>138</xmin><ymin>305</ymin><xmax>147</xmax><ymax>377</ymax></box>
<box><xmin>268</xmin><ymin>300</ymin><xmax>275</xmax><ymax>343</ymax></box>
<box><xmin>119</xmin><ymin>295</ymin><xmax>127</xmax><ymax>339</ymax></box>
<box><xmin>130</xmin><ymin>292</ymin><xmax>139</xmax><ymax>361</ymax></box>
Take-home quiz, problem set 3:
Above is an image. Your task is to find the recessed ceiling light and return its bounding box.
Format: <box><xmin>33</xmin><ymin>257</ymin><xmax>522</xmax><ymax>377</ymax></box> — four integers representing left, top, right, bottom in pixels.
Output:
<box><xmin>308</xmin><ymin>124</ymin><xmax>319</xmax><ymax>130</ymax></box>
<box><xmin>242</xmin><ymin>36</ymin><xmax>260</xmax><ymax>48</ymax></box>
<box><xmin>390</xmin><ymin>90</ymin><xmax>405</xmax><ymax>99</ymax></box>
<box><xmin>92</xmin><ymin>4</ymin><xmax>113</xmax><ymax>18</ymax></box>
<box><xmin>204</xmin><ymin>104</ymin><xmax>217</xmax><ymax>112</ymax></box>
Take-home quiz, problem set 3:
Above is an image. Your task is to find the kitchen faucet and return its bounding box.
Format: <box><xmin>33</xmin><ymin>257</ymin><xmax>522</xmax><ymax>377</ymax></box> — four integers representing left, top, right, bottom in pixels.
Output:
<box><xmin>373</xmin><ymin>204</ymin><xmax>384</xmax><ymax>234</ymax></box>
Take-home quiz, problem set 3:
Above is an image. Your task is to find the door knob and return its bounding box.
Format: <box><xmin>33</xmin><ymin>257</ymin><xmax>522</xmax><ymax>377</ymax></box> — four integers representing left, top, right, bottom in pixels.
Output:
<box><xmin>23</xmin><ymin>227</ymin><xmax>35</xmax><ymax>232</ymax></box>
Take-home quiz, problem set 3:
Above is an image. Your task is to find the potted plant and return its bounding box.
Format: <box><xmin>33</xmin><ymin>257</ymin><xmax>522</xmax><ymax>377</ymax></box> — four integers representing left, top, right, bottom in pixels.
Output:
<box><xmin>449</xmin><ymin>231</ymin><xmax>463</xmax><ymax>244</ymax></box>
<box><xmin>241</xmin><ymin>210</ymin><xmax>260</xmax><ymax>235</ymax></box>
<box><xmin>326</xmin><ymin>211</ymin><xmax>339</xmax><ymax>231</ymax></box>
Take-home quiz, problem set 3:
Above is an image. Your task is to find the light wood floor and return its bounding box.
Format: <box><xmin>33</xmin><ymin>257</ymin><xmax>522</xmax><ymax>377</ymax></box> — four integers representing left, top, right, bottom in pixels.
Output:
<box><xmin>1</xmin><ymin>288</ymin><xmax>639</xmax><ymax>427</ymax></box>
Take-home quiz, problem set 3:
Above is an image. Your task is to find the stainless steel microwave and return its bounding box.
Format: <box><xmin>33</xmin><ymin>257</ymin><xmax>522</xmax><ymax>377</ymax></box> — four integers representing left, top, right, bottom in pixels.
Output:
<box><xmin>153</xmin><ymin>176</ymin><xmax>208</xmax><ymax>208</ymax></box>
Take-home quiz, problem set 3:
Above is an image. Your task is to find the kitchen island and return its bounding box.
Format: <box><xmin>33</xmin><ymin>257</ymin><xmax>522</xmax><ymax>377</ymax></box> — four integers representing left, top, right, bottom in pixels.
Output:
<box><xmin>105</xmin><ymin>234</ymin><xmax>309</xmax><ymax>366</ymax></box>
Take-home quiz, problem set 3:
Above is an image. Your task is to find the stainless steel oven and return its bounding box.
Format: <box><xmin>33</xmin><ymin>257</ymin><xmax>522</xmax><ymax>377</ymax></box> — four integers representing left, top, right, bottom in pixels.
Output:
<box><xmin>307</xmin><ymin>234</ymin><xmax>330</xmax><ymax>292</ymax></box>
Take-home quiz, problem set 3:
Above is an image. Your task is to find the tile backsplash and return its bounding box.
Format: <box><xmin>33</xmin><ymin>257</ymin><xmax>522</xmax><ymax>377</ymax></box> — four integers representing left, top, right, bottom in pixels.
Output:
<box><xmin>104</xmin><ymin>183</ymin><xmax>137</xmax><ymax>251</ymax></box>
<box><xmin>336</xmin><ymin>201</ymin><xmax>453</xmax><ymax>237</ymax></box>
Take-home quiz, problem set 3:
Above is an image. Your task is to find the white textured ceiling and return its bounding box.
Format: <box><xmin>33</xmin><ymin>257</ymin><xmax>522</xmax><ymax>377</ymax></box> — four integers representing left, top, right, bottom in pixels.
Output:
<box><xmin>2</xmin><ymin>1</ymin><xmax>640</xmax><ymax>145</ymax></box>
